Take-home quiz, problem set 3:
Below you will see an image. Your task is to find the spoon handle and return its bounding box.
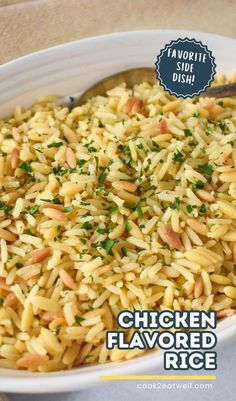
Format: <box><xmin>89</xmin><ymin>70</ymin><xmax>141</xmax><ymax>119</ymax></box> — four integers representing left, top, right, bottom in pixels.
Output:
<box><xmin>201</xmin><ymin>82</ymin><xmax>236</xmax><ymax>98</ymax></box>
<box><xmin>64</xmin><ymin>68</ymin><xmax>236</xmax><ymax>110</ymax></box>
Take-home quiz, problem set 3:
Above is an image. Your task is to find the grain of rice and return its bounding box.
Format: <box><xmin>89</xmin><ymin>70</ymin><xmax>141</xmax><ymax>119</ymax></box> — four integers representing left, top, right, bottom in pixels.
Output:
<box><xmin>171</xmin><ymin>263</ymin><xmax>195</xmax><ymax>283</ymax></box>
<box><xmin>224</xmin><ymin>286</ymin><xmax>236</xmax><ymax>299</ymax></box>
<box><xmin>201</xmin><ymin>270</ymin><xmax>212</xmax><ymax>296</ymax></box>
<box><xmin>31</xmin><ymin>296</ymin><xmax>60</xmax><ymax>312</ymax></box>
<box><xmin>0</xmin><ymin>239</ymin><xmax>8</xmax><ymax>264</ymax></box>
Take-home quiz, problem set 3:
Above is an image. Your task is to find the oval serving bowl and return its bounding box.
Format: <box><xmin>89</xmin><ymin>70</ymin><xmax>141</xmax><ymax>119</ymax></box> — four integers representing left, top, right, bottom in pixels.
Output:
<box><xmin>0</xmin><ymin>30</ymin><xmax>235</xmax><ymax>393</ymax></box>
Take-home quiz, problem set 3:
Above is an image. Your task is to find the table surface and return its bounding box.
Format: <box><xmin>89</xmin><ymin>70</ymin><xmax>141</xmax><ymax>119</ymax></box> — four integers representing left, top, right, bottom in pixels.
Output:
<box><xmin>0</xmin><ymin>0</ymin><xmax>236</xmax><ymax>64</ymax></box>
<box><xmin>1</xmin><ymin>1</ymin><xmax>236</xmax><ymax>400</ymax></box>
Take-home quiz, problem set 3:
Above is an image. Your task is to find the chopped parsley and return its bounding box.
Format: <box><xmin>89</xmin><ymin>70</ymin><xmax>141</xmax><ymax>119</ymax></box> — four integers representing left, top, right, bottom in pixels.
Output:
<box><xmin>25</xmin><ymin>229</ymin><xmax>36</xmax><ymax>236</ymax></box>
<box><xmin>233</xmin><ymin>264</ymin><xmax>236</xmax><ymax>273</ymax></box>
<box><xmin>75</xmin><ymin>316</ymin><xmax>85</xmax><ymax>325</ymax></box>
<box><xmin>136</xmin><ymin>202</ymin><xmax>143</xmax><ymax>219</ymax></box>
<box><xmin>173</xmin><ymin>150</ymin><xmax>186</xmax><ymax>164</ymax></box>
<box><xmin>218</xmin><ymin>101</ymin><xmax>224</xmax><ymax>107</ymax></box>
<box><xmin>189</xmin><ymin>140</ymin><xmax>199</xmax><ymax>147</ymax></box>
<box><xmin>55</xmin><ymin>325</ymin><xmax>61</xmax><ymax>335</ymax></box>
<box><xmin>192</xmin><ymin>180</ymin><xmax>204</xmax><ymax>192</ymax></box>
<box><xmin>101</xmin><ymin>239</ymin><xmax>116</xmax><ymax>255</ymax></box>
<box><xmin>40</xmin><ymin>197</ymin><xmax>62</xmax><ymax>204</ymax></box>
<box><xmin>16</xmin><ymin>262</ymin><xmax>23</xmax><ymax>269</ymax></box>
<box><xmin>137</xmin><ymin>143</ymin><xmax>144</xmax><ymax>150</ymax></box>
<box><xmin>170</xmin><ymin>197</ymin><xmax>180</xmax><ymax>210</ymax></box>
<box><xmin>186</xmin><ymin>205</ymin><xmax>196</xmax><ymax>214</ymax></box>
<box><xmin>53</xmin><ymin>166</ymin><xmax>68</xmax><ymax>176</ymax></box>
<box><xmin>0</xmin><ymin>298</ymin><xmax>3</xmax><ymax>306</ymax></box>
<box><xmin>0</xmin><ymin>201</ymin><xmax>13</xmax><ymax>215</ymax></box>
<box><xmin>98</xmin><ymin>173</ymin><xmax>107</xmax><ymax>185</ymax></box>
<box><xmin>82</xmin><ymin>222</ymin><xmax>92</xmax><ymax>230</ymax></box>
<box><xmin>18</xmin><ymin>162</ymin><xmax>33</xmax><ymax>173</ymax></box>
<box><xmin>47</xmin><ymin>142</ymin><xmax>64</xmax><ymax>148</ymax></box>
<box><xmin>85</xmin><ymin>141</ymin><xmax>97</xmax><ymax>153</ymax></box>
<box><xmin>184</xmin><ymin>129</ymin><xmax>192</xmax><ymax>137</ymax></box>
<box><xmin>219</xmin><ymin>121</ymin><xmax>226</xmax><ymax>131</ymax></box>
<box><xmin>199</xmin><ymin>204</ymin><xmax>207</xmax><ymax>215</ymax></box>
<box><xmin>193</xmin><ymin>111</ymin><xmax>200</xmax><ymax>117</ymax></box>
<box><xmin>198</xmin><ymin>163</ymin><xmax>213</xmax><ymax>176</ymax></box>
<box><xmin>80</xmin><ymin>201</ymin><xmax>90</xmax><ymax>206</ymax></box>
<box><xmin>77</xmin><ymin>159</ymin><xmax>86</xmax><ymax>167</ymax></box>
<box><xmin>95</xmin><ymin>156</ymin><xmax>99</xmax><ymax>172</ymax></box>
<box><xmin>121</xmin><ymin>247</ymin><xmax>128</xmax><ymax>256</ymax></box>
<box><xmin>96</xmin><ymin>227</ymin><xmax>110</xmax><ymax>234</ymax></box>
<box><xmin>126</xmin><ymin>222</ymin><xmax>132</xmax><ymax>232</ymax></box>
<box><xmin>24</xmin><ymin>205</ymin><xmax>40</xmax><ymax>215</ymax></box>
<box><xmin>107</xmin><ymin>206</ymin><xmax>117</xmax><ymax>216</ymax></box>
<box><xmin>63</xmin><ymin>205</ymin><xmax>74</xmax><ymax>213</ymax></box>
<box><xmin>118</xmin><ymin>144</ymin><xmax>132</xmax><ymax>167</ymax></box>
<box><xmin>206</xmin><ymin>125</ymin><xmax>213</xmax><ymax>136</ymax></box>
<box><xmin>95</xmin><ymin>187</ymin><xmax>104</xmax><ymax>196</ymax></box>
<box><xmin>151</xmin><ymin>141</ymin><xmax>161</xmax><ymax>152</ymax></box>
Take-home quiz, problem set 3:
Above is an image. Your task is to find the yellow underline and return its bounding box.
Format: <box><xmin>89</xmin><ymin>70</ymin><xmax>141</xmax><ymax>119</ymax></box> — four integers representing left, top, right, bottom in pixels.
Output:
<box><xmin>100</xmin><ymin>375</ymin><xmax>216</xmax><ymax>381</ymax></box>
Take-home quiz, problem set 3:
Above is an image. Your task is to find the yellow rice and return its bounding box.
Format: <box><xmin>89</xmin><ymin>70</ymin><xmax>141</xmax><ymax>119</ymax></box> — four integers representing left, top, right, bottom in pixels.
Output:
<box><xmin>0</xmin><ymin>74</ymin><xmax>235</xmax><ymax>371</ymax></box>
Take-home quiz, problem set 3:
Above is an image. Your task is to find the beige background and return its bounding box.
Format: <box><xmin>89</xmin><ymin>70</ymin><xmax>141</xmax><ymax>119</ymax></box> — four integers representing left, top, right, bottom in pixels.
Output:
<box><xmin>0</xmin><ymin>0</ymin><xmax>235</xmax><ymax>64</ymax></box>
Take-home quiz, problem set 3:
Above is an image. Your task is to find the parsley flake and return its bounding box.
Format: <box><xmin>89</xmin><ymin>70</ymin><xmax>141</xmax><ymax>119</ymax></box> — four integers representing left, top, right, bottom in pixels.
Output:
<box><xmin>18</xmin><ymin>162</ymin><xmax>33</xmax><ymax>173</ymax></box>
<box><xmin>96</xmin><ymin>227</ymin><xmax>110</xmax><ymax>234</ymax></box>
<box><xmin>0</xmin><ymin>201</ymin><xmax>13</xmax><ymax>215</ymax></box>
<box><xmin>63</xmin><ymin>205</ymin><xmax>74</xmax><ymax>213</ymax></box>
<box><xmin>101</xmin><ymin>239</ymin><xmax>116</xmax><ymax>255</ymax></box>
<box><xmin>107</xmin><ymin>206</ymin><xmax>117</xmax><ymax>216</ymax></box>
<box><xmin>75</xmin><ymin>316</ymin><xmax>85</xmax><ymax>325</ymax></box>
<box><xmin>192</xmin><ymin>180</ymin><xmax>204</xmax><ymax>192</ymax></box>
<box><xmin>136</xmin><ymin>202</ymin><xmax>143</xmax><ymax>219</ymax></box>
<box><xmin>184</xmin><ymin>129</ymin><xmax>192</xmax><ymax>137</ymax></box>
<box><xmin>198</xmin><ymin>163</ymin><xmax>213</xmax><ymax>176</ymax></box>
<box><xmin>199</xmin><ymin>204</ymin><xmax>207</xmax><ymax>215</ymax></box>
<box><xmin>170</xmin><ymin>197</ymin><xmax>180</xmax><ymax>210</ymax></box>
<box><xmin>25</xmin><ymin>205</ymin><xmax>40</xmax><ymax>215</ymax></box>
<box><xmin>98</xmin><ymin>173</ymin><xmax>107</xmax><ymax>185</ymax></box>
<box><xmin>47</xmin><ymin>142</ymin><xmax>64</xmax><ymax>148</ymax></box>
<box><xmin>77</xmin><ymin>159</ymin><xmax>86</xmax><ymax>167</ymax></box>
<box><xmin>173</xmin><ymin>150</ymin><xmax>186</xmax><ymax>164</ymax></box>
<box><xmin>82</xmin><ymin>222</ymin><xmax>92</xmax><ymax>230</ymax></box>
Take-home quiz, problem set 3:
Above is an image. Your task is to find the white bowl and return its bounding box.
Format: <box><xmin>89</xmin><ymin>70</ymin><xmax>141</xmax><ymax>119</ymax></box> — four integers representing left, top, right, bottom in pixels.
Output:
<box><xmin>0</xmin><ymin>30</ymin><xmax>235</xmax><ymax>393</ymax></box>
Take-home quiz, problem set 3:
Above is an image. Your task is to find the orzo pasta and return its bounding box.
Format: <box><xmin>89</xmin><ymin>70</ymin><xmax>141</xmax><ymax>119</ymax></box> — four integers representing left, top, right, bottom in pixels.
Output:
<box><xmin>0</xmin><ymin>74</ymin><xmax>236</xmax><ymax>371</ymax></box>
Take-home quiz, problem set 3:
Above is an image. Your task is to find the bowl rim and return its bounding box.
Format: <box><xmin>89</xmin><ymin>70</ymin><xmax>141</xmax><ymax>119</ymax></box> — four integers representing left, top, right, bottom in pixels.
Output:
<box><xmin>0</xmin><ymin>28</ymin><xmax>235</xmax><ymax>72</ymax></box>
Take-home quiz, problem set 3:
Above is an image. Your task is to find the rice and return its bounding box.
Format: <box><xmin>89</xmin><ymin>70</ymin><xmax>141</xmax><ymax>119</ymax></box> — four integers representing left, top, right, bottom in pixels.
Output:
<box><xmin>0</xmin><ymin>74</ymin><xmax>235</xmax><ymax>371</ymax></box>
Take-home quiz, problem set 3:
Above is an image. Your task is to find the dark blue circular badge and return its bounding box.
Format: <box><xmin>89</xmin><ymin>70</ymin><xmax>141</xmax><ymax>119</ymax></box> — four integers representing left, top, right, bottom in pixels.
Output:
<box><xmin>155</xmin><ymin>38</ymin><xmax>216</xmax><ymax>98</ymax></box>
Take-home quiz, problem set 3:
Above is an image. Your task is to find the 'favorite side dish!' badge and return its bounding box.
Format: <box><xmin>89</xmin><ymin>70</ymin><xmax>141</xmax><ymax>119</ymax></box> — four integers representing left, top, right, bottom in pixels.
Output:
<box><xmin>155</xmin><ymin>38</ymin><xmax>216</xmax><ymax>98</ymax></box>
